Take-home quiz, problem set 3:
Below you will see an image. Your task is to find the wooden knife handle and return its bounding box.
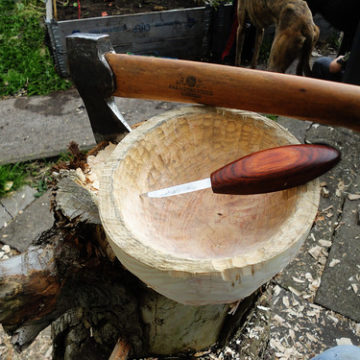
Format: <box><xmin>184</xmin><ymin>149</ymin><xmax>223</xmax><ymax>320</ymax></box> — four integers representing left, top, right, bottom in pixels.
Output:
<box><xmin>210</xmin><ymin>144</ymin><xmax>340</xmax><ymax>195</ymax></box>
<box><xmin>106</xmin><ymin>53</ymin><xmax>360</xmax><ymax>132</ymax></box>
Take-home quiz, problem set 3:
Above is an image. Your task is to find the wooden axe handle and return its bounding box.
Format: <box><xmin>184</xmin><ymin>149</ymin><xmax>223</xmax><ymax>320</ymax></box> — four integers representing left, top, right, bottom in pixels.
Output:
<box><xmin>106</xmin><ymin>53</ymin><xmax>360</xmax><ymax>132</ymax></box>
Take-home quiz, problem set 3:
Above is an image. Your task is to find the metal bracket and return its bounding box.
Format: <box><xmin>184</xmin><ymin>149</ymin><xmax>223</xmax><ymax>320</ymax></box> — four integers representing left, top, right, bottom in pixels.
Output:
<box><xmin>66</xmin><ymin>33</ymin><xmax>131</xmax><ymax>142</ymax></box>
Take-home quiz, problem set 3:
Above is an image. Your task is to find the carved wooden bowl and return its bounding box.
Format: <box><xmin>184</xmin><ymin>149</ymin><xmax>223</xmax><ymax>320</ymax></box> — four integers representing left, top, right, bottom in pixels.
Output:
<box><xmin>99</xmin><ymin>106</ymin><xmax>320</xmax><ymax>305</ymax></box>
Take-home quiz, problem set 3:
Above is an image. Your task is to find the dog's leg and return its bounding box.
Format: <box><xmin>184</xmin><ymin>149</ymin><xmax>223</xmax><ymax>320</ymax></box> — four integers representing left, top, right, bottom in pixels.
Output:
<box><xmin>251</xmin><ymin>27</ymin><xmax>264</xmax><ymax>69</ymax></box>
<box><xmin>268</xmin><ymin>30</ymin><xmax>301</xmax><ymax>73</ymax></box>
<box><xmin>235</xmin><ymin>1</ymin><xmax>247</xmax><ymax>66</ymax></box>
<box><xmin>268</xmin><ymin>2</ymin><xmax>319</xmax><ymax>75</ymax></box>
<box><xmin>296</xmin><ymin>24</ymin><xmax>319</xmax><ymax>76</ymax></box>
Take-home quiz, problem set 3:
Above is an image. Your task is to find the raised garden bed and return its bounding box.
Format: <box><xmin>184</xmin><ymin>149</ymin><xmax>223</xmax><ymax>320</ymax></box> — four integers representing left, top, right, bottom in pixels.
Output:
<box><xmin>45</xmin><ymin>0</ymin><xmax>235</xmax><ymax>77</ymax></box>
<box><xmin>54</xmin><ymin>0</ymin><xmax>204</xmax><ymax>20</ymax></box>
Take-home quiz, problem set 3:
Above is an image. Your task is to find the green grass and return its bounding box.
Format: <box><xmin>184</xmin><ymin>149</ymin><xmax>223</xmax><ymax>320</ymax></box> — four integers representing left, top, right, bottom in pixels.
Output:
<box><xmin>0</xmin><ymin>151</ymin><xmax>76</xmax><ymax>198</ymax></box>
<box><xmin>265</xmin><ymin>114</ymin><xmax>279</xmax><ymax>121</ymax></box>
<box><xmin>0</xmin><ymin>0</ymin><xmax>71</xmax><ymax>97</ymax></box>
<box><xmin>0</xmin><ymin>163</ymin><xmax>28</xmax><ymax>197</ymax></box>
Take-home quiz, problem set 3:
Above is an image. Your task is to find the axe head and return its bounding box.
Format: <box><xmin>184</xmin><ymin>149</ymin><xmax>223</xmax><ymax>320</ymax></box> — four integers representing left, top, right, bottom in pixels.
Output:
<box><xmin>66</xmin><ymin>33</ymin><xmax>131</xmax><ymax>142</ymax></box>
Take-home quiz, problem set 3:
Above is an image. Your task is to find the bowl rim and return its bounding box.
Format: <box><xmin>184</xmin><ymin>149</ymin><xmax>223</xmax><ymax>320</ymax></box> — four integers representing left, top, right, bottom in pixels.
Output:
<box><xmin>98</xmin><ymin>106</ymin><xmax>320</xmax><ymax>274</ymax></box>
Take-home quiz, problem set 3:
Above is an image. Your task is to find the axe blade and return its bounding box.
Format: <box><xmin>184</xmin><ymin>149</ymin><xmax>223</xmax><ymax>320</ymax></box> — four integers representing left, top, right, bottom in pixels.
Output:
<box><xmin>66</xmin><ymin>33</ymin><xmax>131</xmax><ymax>142</ymax></box>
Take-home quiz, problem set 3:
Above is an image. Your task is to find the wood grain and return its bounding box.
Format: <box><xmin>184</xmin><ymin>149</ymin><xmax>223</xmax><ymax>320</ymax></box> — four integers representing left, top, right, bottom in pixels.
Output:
<box><xmin>106</xmin><ymin>53</ymin><xmax>360</xmax><ymax>132</ymax></box>
<box><xmin>211</xmin><ymin>144</ymin><xmax>340</xmax><ymax>194</ymax></box>
<box><xmin>98</xmin><ymin>106</ymin><xmax>320</xmax><ymax>305</ymax></box>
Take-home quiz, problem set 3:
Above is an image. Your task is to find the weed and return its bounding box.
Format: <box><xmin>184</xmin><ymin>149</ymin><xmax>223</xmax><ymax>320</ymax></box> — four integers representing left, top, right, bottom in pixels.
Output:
<box><xmin>327</xmin><ymin>30</ymin><xmax>342</xmax><ymax>52</ymax></box>
<box><xmin>265</xmin><ymin>114</ymin><xmax>278</xmax><ymax>121</ymax></box>
<box><xmin>0</xmin><ymin>163</ymin><xmax>27</xmax><ymax>197</ymax></box>
<box><xmin>34</xmin><ymin>178</ymin><xmax>49</xmax><ymax>198</ymax></box>
<box><xmin>204</xmin><ymin>0</ymin><xmax>232</xmax><ymax>8</ymax></box>
<box><xmin>0</xmin><ymin>0</ymin><xmax>71</xmax><ymax>97</ymax></box>
<box><xmin>0</xmin><ymin>149</ymin><xmax>76</xmax><ymax>198</ymax></box>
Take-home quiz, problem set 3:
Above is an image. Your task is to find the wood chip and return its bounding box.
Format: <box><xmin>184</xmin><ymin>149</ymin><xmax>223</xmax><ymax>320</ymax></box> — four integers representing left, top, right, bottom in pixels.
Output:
<box><xmin>336</xmin><ymin>338</ymin><xmax>353</xmax><ymax>346</ymax></box>
<box><xmin>351</xmin><ymin>284</ymin><xmax>358</xmax><ymax>294</ymax></box>
<box><xmin>282</xmin><ymin>296</ymin><xmax>290</xmax><ymax>307</ymax></box>
<box><xmin>75</xmin><ymin>167</ymin><xmax>86</xmax><ymax>183</ymax></box>
<box><xmin>273</xmin><ymin>285</ymin><xmax>282</xmax><ymax>296</ymax></box>
<box><xmin>288</xmin><ymin>286</ymin><xmax>301</xmax><ymax>296</ymax></box>
<box><xmin>270</xmin><ymin>339</ymin><xmax>286</xmax><ymax>352</ymax></box>
<box><xmin>327</xmin><ymin>314</ymin><xmax>339</xmax><ymax>324</ymax></box>
<box><xmin>306</xmin><ymin>333</ymin><xmax>318</xmax><ymax>342</ymax></box>
<box><xmin>309</xmin><ymin>278</ymin><xmax>321</xmax><ymax>292</ymax></box>
<box><xmin>308</xmin><ymin>246</ymin><xmax>323</xmax><ymax>260</ymax></box>
<box><xmin>321</xmin><ymin>187</ymin><xmax>330</xmax><ymax>198</ymax></box>
<box><xmin>348</xmin><ymin>193</ymin><xmax>360</xmax><ymax>201</ymax></box>
<box><xmin>2</xmin><ymin>245</ymin><xmax>10</xmax><ymax>254</ymax></box>
<box><xmin>319</xmin><ymin>240</ymin><xmax>331</xmax><ymax>247</ymax></box>
<box><xmin>322</xmin><ymin>205</ymin><xmax>334</xmax><ymax>212</ymax></box>
<box><xmin>337</xmin><ymin>180</ymin><xmax>345</xmax><ymax>192</ymax></box>
<box><xmin>329</xmin><ymin>259</ymin><xmax>341</xmax><ymax>267</ymax></box>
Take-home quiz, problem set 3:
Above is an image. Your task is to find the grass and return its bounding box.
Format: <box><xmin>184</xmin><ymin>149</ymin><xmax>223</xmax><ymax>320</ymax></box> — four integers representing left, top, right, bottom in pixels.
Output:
<box><xmin>0</xmin><ymin>0</ymin><xmax>71</xmax><ymax>97</ymax></box>
<box><xmin>0</xmin><ymin>163</ymin><xmax>28</xmax><ymax>197</ymax></box>
<box><xmin>0</xmin><ymin>151</ymin><xmax>75</xmax><ymax>198</ymax></box>
<box><xmin>265</xmin><ymin>114</ymin><xmax>279</xmax><ymax>121</ymax></box>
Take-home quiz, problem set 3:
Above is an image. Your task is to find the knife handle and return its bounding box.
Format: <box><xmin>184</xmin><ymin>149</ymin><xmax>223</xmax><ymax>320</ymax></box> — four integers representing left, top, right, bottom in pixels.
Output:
<box><xmin>210</xmin><ymin>144</ymin><xmax>340</xmax><ymax>195</ymax></box>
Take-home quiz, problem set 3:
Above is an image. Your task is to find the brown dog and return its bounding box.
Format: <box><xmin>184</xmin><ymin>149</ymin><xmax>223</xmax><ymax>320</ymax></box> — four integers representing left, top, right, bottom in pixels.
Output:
<box><xmin>235</xmin><ymin>0</ymin><xmax>319</xmax><ymax>75</ymax></box>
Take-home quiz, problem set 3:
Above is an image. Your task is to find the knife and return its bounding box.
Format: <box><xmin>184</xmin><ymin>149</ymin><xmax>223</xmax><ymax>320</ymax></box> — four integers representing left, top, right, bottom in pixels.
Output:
<box><xmin>142</xmin><ymin>144</ymin><xmax>340</xmax><ymax>198</ymax></box>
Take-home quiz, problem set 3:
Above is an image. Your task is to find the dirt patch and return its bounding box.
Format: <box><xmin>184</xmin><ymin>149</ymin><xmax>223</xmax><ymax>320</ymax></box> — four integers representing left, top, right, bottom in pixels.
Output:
<box><xmin>55</xmin><ymin>0</ymin><xmax>205</xmax><ymax>21</ymax></box>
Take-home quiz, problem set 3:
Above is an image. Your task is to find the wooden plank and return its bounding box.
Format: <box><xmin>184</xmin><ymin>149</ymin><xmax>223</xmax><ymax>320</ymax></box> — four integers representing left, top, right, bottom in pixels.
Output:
<box><xmin>50</xmin><ymin>7</ymin><xmax>212</xmax><ymax>76</ymax></box>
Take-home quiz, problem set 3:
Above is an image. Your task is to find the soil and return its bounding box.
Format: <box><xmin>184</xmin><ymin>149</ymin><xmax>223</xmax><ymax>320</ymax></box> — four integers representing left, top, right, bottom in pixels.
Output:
<box><xmin>55</xmin><ymin>0</ymin><xmax>206</xmax><ymax>21</ymax></box>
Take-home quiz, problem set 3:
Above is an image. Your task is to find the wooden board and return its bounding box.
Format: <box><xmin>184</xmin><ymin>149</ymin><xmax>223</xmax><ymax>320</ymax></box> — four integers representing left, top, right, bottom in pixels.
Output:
<box><xmin>46</xmin><ymin>6</ymin><xmax>215</xmax><ymax>77</ymax></box>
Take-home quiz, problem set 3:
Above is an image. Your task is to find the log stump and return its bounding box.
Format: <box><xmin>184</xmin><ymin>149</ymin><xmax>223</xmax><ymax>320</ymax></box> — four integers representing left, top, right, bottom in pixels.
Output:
<box><xmin>0</xmin><ymin>106</ymin><xmax>320</xmax><ymax>359</ymax></box>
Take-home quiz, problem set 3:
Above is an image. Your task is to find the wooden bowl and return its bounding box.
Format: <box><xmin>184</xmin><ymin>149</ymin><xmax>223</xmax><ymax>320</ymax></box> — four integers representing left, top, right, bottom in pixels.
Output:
<box><xmin>99</xmin><ymin>106</ymin><xmax>320</xmax><ymax>305</ymax></box>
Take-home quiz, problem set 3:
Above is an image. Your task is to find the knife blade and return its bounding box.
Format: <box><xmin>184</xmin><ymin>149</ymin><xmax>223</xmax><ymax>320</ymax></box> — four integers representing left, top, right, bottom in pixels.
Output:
<box><xmin>142</xmin><ymin>144</ymin><xmax>340</xmax><ymax>198</ymax></box>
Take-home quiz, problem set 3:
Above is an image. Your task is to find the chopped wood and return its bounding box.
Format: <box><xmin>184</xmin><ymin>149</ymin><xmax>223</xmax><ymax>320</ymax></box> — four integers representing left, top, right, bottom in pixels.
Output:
<box><xmin>318</xmin><ymin>240</ymin><xmax>332</xmax><ymax>248</ymax></box>
<box><xmin>308</xmin><ymin>245</ymin><xmax>323</xmax><ymax>260</ymax></box>
<box><xmin>351</xmin><ymin>284</ymin><xmax>358</xmax><ymax>294</ymax></box>
<box><xmin>321</xmin><ymin>186</ymin><xmax>330</xmax><ymax>198</ymax></box>
<box><xmin>348</xmin><ymin>193</ymin><xmax>360</xmax><ymax>201</ymax></box>
<box><xmin>336</xmin><ymin>337</ymin><xmax>353</xmax><ymax>346</ymax></box>
<box><xmin>329</xmin><ymin>259</ymin><xmax>341</xmax><ymax>267</ymax></box>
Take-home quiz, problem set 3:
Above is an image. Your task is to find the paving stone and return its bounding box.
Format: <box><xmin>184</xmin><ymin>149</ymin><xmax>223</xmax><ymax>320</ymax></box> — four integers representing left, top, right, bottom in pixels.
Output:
<box><xmin>276</xmin><ymin>124</ymin><xmax>360</xmax><ymax>312</ymax></box>
<box><xmin>276</xmin><ymin>116</ymin><xmax>311</xmax><ymax>142</ymax></box>
<box><xmin>315</xmin><ymin>183</ymin><xmax>360</xmax><ymax>322</ymax></box>
<box><xmin>0</xmin><ymin>89</ymin><xmax>96</xmax><ymax>165</ymax></box>
<box><xmin>0</xmin><ymin>192</ymin><xmax>54</xmax><ymax>252</ymax></box>
<box><xmin>0</xmin><ymin>204</ymin><xmax>12</xmax><ymax>229</ymax></box>
<box><xmin>0</xmin><ymin>185</ymin><xmax>37</xmax><ymax>219</ymax></box>
<box><xmin>0</xmin><ymin>88</ymin><xmax>184</xmax><ymax>165</ymax></box>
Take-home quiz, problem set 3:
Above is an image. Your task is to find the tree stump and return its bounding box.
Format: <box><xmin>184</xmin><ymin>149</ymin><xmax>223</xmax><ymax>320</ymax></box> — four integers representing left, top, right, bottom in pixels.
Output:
<box><xmin>0</xmin><ymin>107</ymin><xmax>320</xmax><ymax>359</ymax></box>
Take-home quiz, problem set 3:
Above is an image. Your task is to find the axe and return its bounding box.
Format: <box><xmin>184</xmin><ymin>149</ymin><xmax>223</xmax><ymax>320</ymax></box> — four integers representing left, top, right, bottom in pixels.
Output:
<box><xmin>66</xmin><ymin>33</ymin><xmax>360</xmax><ymax>142</ymax></box>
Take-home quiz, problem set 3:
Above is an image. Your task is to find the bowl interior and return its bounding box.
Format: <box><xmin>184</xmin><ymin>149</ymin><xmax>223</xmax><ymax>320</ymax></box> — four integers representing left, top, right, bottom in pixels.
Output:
<box><xmin>113</xmin><ymin>110</ymin><xmax>303</xmax><ymax>260</ymax></box>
